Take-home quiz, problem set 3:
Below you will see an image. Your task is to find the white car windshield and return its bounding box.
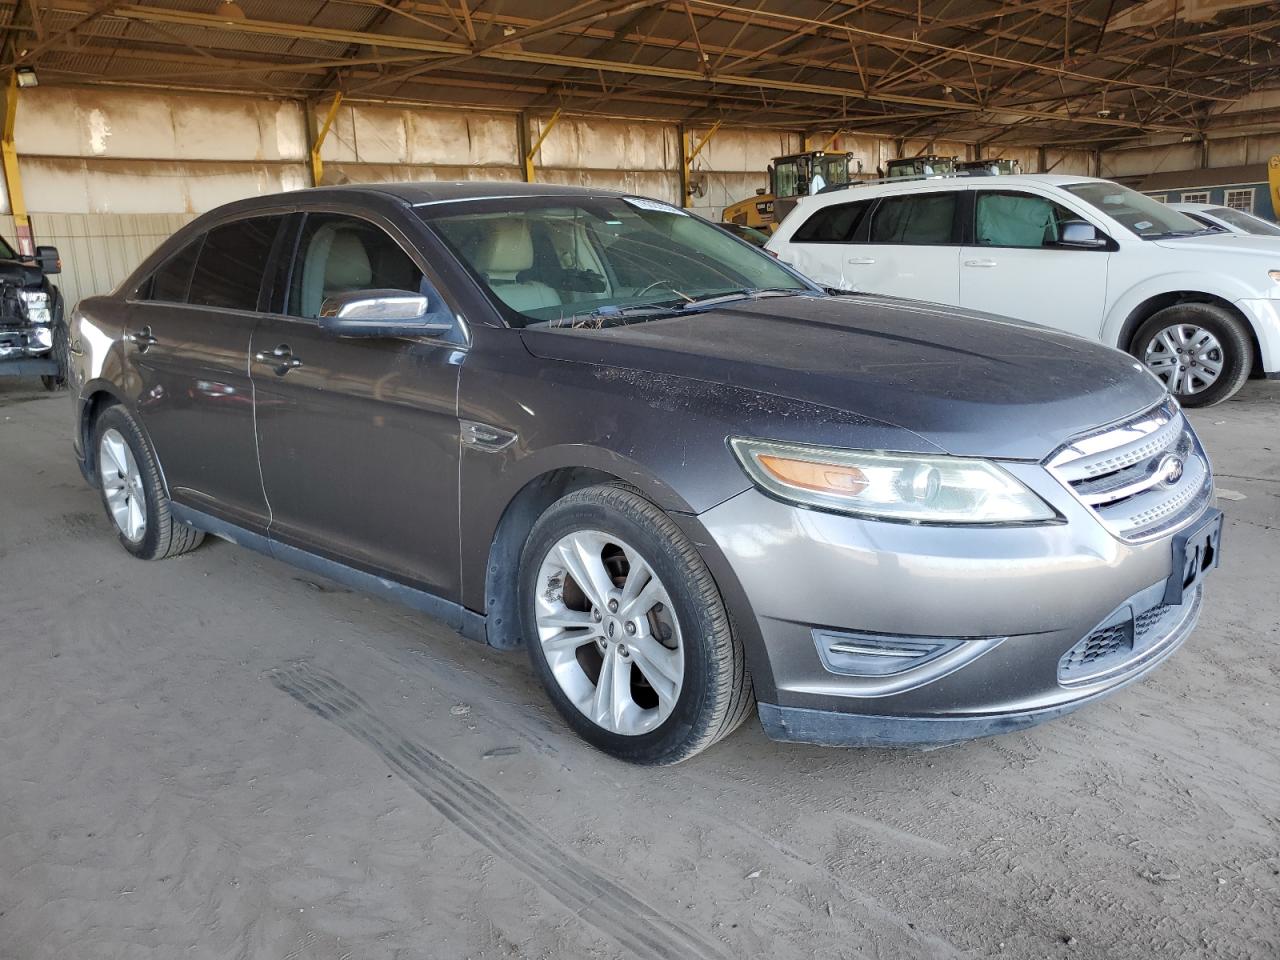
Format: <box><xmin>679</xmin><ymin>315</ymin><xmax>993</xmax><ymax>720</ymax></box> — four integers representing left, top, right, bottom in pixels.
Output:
<box><xmin>1208</xmin><ymin>206</ymin><xmax>1280</xmax><ymax>237</ymax></box>
<box><xmin>423</xmin><ymin>196</ymin><xmax>812</xmax><ymax>328</ymax></box>
<box><xmin>1064</xmin><ymin>182</ymin><xmax>1211</xmax><ymax>239</ymax></box>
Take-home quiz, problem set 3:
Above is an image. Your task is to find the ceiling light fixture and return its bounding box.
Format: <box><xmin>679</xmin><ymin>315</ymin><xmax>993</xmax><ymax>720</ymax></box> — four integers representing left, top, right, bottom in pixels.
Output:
<box><xmin>15</xmin><ymin>65</ymin><xmax>38</xmax><ymax>88</ymax></box>
<box><xmin>218</xmin><ymin>0</ymin><xmax>247</xmax><ymax>21</ymax></box>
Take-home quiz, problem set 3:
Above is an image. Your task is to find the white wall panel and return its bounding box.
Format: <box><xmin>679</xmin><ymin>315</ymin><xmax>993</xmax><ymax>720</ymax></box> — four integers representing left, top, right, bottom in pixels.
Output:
<box><xmin>1</xmin><ymin>212</ymin><xmax>197</xmax><ymax>310</ymax></box>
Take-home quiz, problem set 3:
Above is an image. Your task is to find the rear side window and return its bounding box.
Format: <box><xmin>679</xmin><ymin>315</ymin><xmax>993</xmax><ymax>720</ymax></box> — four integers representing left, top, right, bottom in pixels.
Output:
<box><xmin>791</xmin><ymin>200</ymin><xmax>872</xmax><ymax>242</ymax></box>
<box><xmin>147</xmin><ymin>238</ymin><xmax>203</xmax><ymax>302</ymax></box>
<box><xmin>188</xmin><ymin>216</ymin><xmax>283</xmax><ymax>311</ymax></box>
<box><xmin>869</xmin><ymin>193</ymin><xmax>958</xmax><ymax>244</ymax></box>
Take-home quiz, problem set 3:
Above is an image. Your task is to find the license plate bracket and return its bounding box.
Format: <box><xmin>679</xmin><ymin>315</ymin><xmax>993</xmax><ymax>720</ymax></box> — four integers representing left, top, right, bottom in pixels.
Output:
<box><xmin>1163</xmin><ymin>508</ymin><xmax>1223</xmax><ymax>605</ymax></box>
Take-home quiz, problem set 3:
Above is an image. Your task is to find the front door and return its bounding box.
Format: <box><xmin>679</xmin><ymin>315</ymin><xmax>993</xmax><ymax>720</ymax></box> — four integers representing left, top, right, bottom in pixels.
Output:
<box><xmin>125</xmin><ymin>215</ymin><xmax>284</xmax><ymax>532</ymax></box>
<box><xmin>960</xmin><ymin>189</ymin><xmax>1111</xmax><ymax>339</ymax></box>
<box><xmin>250</xmin><ymin>211</ymin><xmax>463</xmax><ymax>596</ymax></box>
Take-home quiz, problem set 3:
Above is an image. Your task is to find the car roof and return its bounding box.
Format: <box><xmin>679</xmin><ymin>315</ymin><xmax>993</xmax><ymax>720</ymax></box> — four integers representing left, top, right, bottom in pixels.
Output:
<box><xmin>781</xmin><ymin>173</ymin><xmax>1113</xmax><ymax>218</ymax></box>
<box><xmin>1167</xmin><ymin>201</ymin><xmax>1219</xmax><ymax>211</ymax></box>
<box><xmin>311</xmin><ymin>180</ymin><xmax>633</xmax><ymax>206</ymax></box>
<box><xmin>829</xmin><ymin>173</ymin><xmax>1105</xmax><ymax>198</ymax></box>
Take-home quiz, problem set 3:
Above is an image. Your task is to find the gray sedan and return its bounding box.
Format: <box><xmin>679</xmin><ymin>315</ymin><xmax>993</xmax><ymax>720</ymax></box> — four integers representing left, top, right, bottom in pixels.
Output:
<box><xmin>68</xmin><ymin>182</ymin><xmax>1220</xmax><ymax>763</ymax></box>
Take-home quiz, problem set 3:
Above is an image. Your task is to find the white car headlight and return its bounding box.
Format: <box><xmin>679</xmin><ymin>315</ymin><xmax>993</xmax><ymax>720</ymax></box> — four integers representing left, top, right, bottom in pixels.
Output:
<box><xmin>730</xmin><ymin>438</ymin><xmax>1056</xmax><ymax>524</ymax></box>
<box><xmin>18</xmin><ymin>289</ymin><xmax>51</xmax><ymax>325</ymax></box>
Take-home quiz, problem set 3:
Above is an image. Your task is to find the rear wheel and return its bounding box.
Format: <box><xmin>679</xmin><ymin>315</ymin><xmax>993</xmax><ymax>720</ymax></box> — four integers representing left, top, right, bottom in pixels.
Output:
<box><xmin>520</xmin><ymin>484</ymin><xmax>753</xmax><ymax>764</ymax></box>
<box><xmin>1132</xmin><ymin>303</ymin><xmax>1252</xmax><ymax>407</ymax></box>
<box><xmin>93</xmin><ymin>405</ymin><xmax>204</xmax><ymax>560</ymax></box>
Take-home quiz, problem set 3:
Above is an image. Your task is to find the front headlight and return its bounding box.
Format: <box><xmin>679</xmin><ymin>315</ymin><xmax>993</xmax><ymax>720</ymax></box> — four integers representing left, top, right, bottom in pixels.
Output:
<box><xmin>18</xmin><ymin>289</ymin><xmax>51</xmax><ymax>325</ymax></box>
<box><xmin>730</xmin><ymin>438</ymin><xmax>1056</xmax><ymax>524</ymax></box>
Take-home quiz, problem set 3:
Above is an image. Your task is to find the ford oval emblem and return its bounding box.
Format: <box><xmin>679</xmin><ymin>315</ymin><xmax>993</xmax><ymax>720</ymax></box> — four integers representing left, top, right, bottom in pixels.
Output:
<box><xmin>1156</xmin><ymin>454</ymin><xmax>1184</xmax><ymax>487</ymax></box>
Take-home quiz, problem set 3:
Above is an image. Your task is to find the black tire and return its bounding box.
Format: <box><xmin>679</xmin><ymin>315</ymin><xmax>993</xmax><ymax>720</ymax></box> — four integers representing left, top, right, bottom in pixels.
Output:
<box><xmin>519</xmin><ymin>483</ymin><xmax>753</xmax><ymax>765</ymax></box>
<box><xmin>1130</xmin><ymin>302</ymin><xmax>1252</xmax><ymax>407</ymax></box>
<box><xmin>92</xmin><ymin>404</ymin><xmax>204</xmax><ymax>560</ymax></box>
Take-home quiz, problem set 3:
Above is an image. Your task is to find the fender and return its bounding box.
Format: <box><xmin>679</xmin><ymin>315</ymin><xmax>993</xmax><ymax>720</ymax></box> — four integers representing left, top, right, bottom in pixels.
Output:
<box><xmin>1100</xmin><ymin>270</ymin><xmax>1263</xmax><ymax>350</ymax></box>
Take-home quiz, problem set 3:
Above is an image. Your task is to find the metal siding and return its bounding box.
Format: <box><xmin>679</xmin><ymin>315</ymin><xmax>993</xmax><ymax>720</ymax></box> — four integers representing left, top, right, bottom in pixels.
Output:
<box><xmin>0</xmin><ymin>212</ymin><xmax>196</xmax><ymax>309</ymax></box>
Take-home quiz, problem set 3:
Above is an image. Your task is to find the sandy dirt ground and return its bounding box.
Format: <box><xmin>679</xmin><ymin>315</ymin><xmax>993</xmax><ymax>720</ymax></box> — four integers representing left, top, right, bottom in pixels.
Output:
<box><xmin>0</xmin><ymin>379</ymin><xmax>1277</xmax><ymax>960</ymax></box>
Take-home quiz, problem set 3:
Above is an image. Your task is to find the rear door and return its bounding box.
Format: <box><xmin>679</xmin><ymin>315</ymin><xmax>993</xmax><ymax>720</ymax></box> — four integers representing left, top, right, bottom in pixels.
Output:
<box><xmin>250</xmin><ymin>208</ymin><xmax>464</xmax><ymax>596</ymax></box>
<box><xmin>959</xmin><ymin>189</ymin><xmax>1111</xmax><ymax>339</ymax></box>
<box><xmin>774</xmin><ymin>197</ymin><xmax>874</xmax><ymax>290</ymax></box>
<box><xmin>845</xmin><ymin>189</ymin><xmax>964</xmax><ymax>304</ymax></box>
<box><xmin>125</xmin><ymin>214</ymin><xmax>284</xmax><ymax>532</ymax></box>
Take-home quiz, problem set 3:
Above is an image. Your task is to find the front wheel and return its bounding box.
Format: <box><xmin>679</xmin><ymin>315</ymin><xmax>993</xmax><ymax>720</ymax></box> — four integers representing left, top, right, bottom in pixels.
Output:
<box><xmin>519</xmin><ymin>484</ymin><xmax>753</xmax><ymax>764</ymax></box>
<box><xmin>1132</xmin><ymin>303</ymin><xmax>1253</xmax><ymax>407</ymax></box>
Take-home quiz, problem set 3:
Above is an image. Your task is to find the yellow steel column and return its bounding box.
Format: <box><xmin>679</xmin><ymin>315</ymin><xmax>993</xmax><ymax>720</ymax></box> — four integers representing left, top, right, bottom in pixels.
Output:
<box><xmin>310</xmin><ymin>91</ymin><xmax>344</xmax><ymax>187</ymax></box>
<box><xmin>1</xmin><ymin>72</ymin><xmax>33</xmax><ymax>255</ymax></box>
<box><xmin>681</xmin><ymin>119</ymin><xmax>721</xmax><ymax>208</ymax></box>
<box><xmin>524</xmin><ymin>109</ymin><xmax>562</xmax><ymax>183</ymax></box>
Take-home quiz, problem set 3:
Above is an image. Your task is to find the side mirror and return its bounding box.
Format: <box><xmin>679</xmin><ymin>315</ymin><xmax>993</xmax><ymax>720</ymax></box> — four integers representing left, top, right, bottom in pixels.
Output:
<box><xmin>35</xmin><ymin>244</ymin><xmax>60</xmax><ymax>274</ymax></box>
<box><xmin>317</xmin><ymin>288</ymin><xmax>452</xmax><ymax>337</ymax></box>
<box><xmin>1057</xmin><ymin>222</ymin><xmax>1108</xmax><ymax>248</ymax></box>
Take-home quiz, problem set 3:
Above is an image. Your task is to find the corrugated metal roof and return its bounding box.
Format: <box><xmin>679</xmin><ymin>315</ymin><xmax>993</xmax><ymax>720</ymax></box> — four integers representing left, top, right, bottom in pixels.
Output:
<box><xmin>2</xmin><ymin>1</ymin><xmax>1277</xmax><ymax>147</ymax></box>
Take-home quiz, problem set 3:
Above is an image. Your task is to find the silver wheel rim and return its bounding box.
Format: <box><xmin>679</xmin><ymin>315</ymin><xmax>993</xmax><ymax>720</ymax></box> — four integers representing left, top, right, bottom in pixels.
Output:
<box><xmin>1143</xmin><ymin>323</ymin><xmax>1224</xmax><ymax>395</ymax></box>
<box><xmin>534</xmin><ymin>530</ymin><xmax>684</xmax><ymax>736</ymax></box>
<box><xmin>98</xmin><ymin>428</ymin><xmax>147</xmax><ymax>543</ymax></box>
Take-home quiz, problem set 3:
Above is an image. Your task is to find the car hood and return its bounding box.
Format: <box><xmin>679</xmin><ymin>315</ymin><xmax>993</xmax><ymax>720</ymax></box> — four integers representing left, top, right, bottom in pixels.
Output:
<box><xmin>1152</xmin><ymin>233</ymin><xmax>1280</xmax><ymax>257</ymax></box>
<box><xmin>520</xmin><ymin>294</ymin><xmax>1165</xmax><ymax>460</ymax></box>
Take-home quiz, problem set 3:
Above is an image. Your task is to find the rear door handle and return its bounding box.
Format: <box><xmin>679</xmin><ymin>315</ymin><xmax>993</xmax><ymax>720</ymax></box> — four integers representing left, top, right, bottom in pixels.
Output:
<box><xmin>126</xmin><ymin>325</ymin><xmax>157</xmax><ymax>351</ymax></box>
<box><xmin>964</xmin><ymin>258</ymin><xmax>997</xmax><ymax>268</ymax></box>
<box><xmin>254</xmin><ymin>344</ymin><xmax>303</xmax><ymax>375</ymax></box>
<box><xmin>846</xmin><ymin>257</ymin><xmax>876</xmax><ymax>265</ymax></box>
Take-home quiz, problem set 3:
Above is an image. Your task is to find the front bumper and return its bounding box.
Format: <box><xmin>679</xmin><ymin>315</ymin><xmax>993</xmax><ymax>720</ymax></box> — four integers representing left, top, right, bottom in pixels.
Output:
<box><xmin>687</xmin><ymin>460</ymin><xmax>1213</xmax><ymax>747</ymax></box>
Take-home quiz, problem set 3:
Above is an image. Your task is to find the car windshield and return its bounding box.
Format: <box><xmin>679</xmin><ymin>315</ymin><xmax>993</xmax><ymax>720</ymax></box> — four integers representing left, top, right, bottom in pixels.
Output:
<box><xmin>422</xmin><ymin>196</ymin><xmax>811</xmax><ymax>328</ymax></box>
<box><xmin>1207</xmin><ymin>206</ymin><xmax>1280</xmax><ymax>237</ymax></box>
<box><xmin>1062</xmin><ymin>181</ymin><xmax>1212</xmax><ymax>239</ymax></box>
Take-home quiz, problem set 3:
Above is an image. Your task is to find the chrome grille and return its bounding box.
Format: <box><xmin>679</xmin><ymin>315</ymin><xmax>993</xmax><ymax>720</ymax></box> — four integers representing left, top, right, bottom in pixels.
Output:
<box><xmin>1046</xmin><ymin>400</ymin><xmax>1213</xmax><ymax>541</ymax></box>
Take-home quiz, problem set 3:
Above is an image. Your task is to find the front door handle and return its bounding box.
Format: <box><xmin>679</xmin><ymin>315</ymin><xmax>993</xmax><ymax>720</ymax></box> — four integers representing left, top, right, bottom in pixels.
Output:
<box><xmin>964</xmin><ymin>258</ymin><xmax>998</xmax><ymax>268</ymax></box>
<box><xmin>126</xmin><ymin>325</ymin><xmax>158</xmax><ymax>351</ymax></box>
<box><xmin>846</xmin><ymin>257</ymin><xmax>876</xmax><ymax>265</ymax></box>
<box><xmin>254</xmin><ymin>344</ymin><xmax>303</xmax><ymax>376</ymax></box>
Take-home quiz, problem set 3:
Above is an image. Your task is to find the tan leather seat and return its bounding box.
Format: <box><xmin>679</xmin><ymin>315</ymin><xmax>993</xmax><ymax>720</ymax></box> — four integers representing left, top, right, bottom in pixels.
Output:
<box><xmin>300</xmin><ymin>228</ymin><xmax>373</xmax><ymax>317</ymax></box>
<box><xmin>472</xmin><ymin>220</ymin><xmax>561</xmax><ymax>313</ymax></box>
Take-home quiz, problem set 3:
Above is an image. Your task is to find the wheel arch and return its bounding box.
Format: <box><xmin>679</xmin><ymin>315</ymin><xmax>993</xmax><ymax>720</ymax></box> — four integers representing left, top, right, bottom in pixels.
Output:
<box><xmin>1112</xmin><ymin>291</ymin><xmax>1262</xmax><ymax>375</ymax></box>
<box><xmin>77</xmin><ymin>385</ymin><xmax>169</xmax><ymax>494</ymax></box>
<box><xmin>481</xmin><ymin>466</ymin><xmax>636</xmax><ymax>651</ymax></box>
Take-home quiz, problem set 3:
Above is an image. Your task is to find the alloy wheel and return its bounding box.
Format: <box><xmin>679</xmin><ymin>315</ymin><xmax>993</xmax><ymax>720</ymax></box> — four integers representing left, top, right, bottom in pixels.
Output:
<box><xmin>534</xmin><ymin>530</ymin><xmax>684</xmax><ymax>736</ymax></box>
<box><xmin>1143</xmin><ymin>323</ymin><xmax>1224</xmax><ymax>396</ymax></box>
<box><xmin>99</xmin><ymin>428</ymin><xmax>147</xmax><ymax>543</ymax></box>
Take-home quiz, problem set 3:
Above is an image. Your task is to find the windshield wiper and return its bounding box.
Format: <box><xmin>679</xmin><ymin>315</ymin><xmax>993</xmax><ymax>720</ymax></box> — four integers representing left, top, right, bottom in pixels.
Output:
<box><xmin>533</xmin><ymin>303</ymin><xmax>684</xmax><ymax>329</ymax></box>
<box><xmin>1144</xmin><ymin>228</ymin><xmax>1219</xmax><ymax>239</ymax></box>
<box><xmin>678</xmin><ymin>287</ymin><xmax>812</xmax><ymax>311</ymax></box>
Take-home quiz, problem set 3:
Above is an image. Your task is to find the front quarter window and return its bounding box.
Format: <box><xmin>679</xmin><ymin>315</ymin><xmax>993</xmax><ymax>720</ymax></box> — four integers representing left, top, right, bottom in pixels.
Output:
<box><xmin>422</xmin><ymin>196</ymin><xmax>810</xmax><ymax>328</ymax></box>
<box><xmin>1063</xmin><ymin>181</ymin><xmax>1208</xmax><ymax>239</ymax></box>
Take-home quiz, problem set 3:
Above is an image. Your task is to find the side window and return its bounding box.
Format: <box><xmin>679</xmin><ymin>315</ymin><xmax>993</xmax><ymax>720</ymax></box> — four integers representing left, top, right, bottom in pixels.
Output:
<box><xmin>974</xmin><ymin>192</ymin><xmax>1092</xmax><ymax>248</ymax></box>
<box><xmin>188</xmin><ymin>216</ymin><xmax>283</xmax><ymax>311</ymax></box>
<box><xmin>869</xmin><ymin>193</ymin><xmax>958</xmax><ymax>244</ymax></box>
<box><xmin>287</xmin><ymin>214</ymin><xmax>424</xmax><ymax>319</ymax></box>
<box><xmin>791</xmin><ymin>201</ymin><xmax>872</xmax><ymax>243</ymax></box>
<box><xmin>146</xmin><ymin>238</ymin><xmax>203</xmax><ymax>303</ymax></box>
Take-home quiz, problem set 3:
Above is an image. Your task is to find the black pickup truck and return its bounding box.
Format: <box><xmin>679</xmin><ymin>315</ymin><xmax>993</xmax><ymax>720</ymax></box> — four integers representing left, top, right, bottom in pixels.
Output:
<box><xmin>0</xmin><ymin>237</ymin><xmax>65</xmax><ymax>389</ymax></box>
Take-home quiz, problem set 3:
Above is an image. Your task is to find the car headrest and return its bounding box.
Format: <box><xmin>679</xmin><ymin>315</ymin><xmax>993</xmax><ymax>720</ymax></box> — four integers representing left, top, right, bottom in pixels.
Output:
<box><xmin>324</xmin><ymin>231</ymin><xmax>373</xmax><ymax>289</ymax></box>
<box><xmin>473</xmin><ymin>220</ymin><xmax>534</xmax><ymax>276</ymax></box>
